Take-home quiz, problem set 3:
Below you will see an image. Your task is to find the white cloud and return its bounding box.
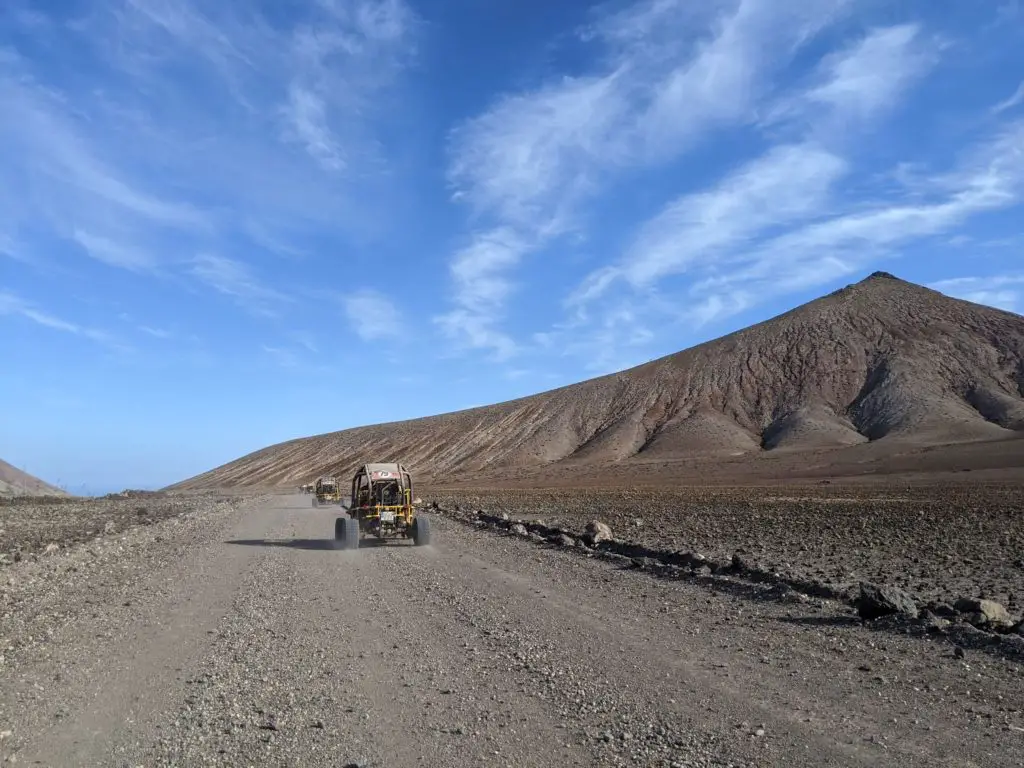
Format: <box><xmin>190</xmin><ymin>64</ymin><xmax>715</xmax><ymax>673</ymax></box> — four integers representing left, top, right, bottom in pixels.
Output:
<box><xmin>993</xmin><ymin>80</ymin><xmax>1024</xmax><ymax>115</ymax></box>
<box><xmin>73</xmin><ymin>229</ymin><xmax>157</xmax><ymax>273</ymax></box>
<box><xmin>191</xmin><ymin>253</ymin><xmax>290</xmax><ymax>315</ymax></box>
<box><xmin>683</xmin><ymin>120</ymin><xmax>1024</xmax><ymax>319</ymax></box>
<box><xmin>0</xmin><ymin>0</ymin><xmax>417</xmax><ymax>312</ymax></box>
<box><xmin>536</xmin><ymin>15</ymin><xmax>1024</xmax><ymax>366</ymax></box>
<box><xmin>560</xmin><ymin>19</ymin><xmax>956</xmax><ymax>337</ymax></box>
<box><xmin>441</xmin><ymin>0</ymin><xmax>854</xmax><ymax>357</ymax></box>
<box><xmin>0</xmin><ymin>291</ymin><xmax>123</xmax><ymax>347</ymax></box>
<box><xmin>449</xmin><ymin>0</ymin><xmax>854</xmax><ymax>223</ymax></box>
<box><xmin>282</xmin><ymin>85</ymin><xmax>346</xmax><ymax>172</ymax></box>
<box><xmin>343</xmin><ymin>287</ymin><xmax>404</xmax><ymax>341</ymax></box>
<box><xmin>0</xmin><ymin>233</ymin><xmax>30</xmax><ymax>263</ymax></box>
<box><xmin>139</xmin><ymin>325</ymin><xmax>174</xmax><ymax>339</ymax></box>
<box><xmin>930</xmin><ymin>275</ymin><xmax>1024</xmax><ymax>312</ymax></box>
<box><xmin>789</xmin><ymin>24</ymin><xmax>936</xmax><ymax>127</ymax></box>
<box><xmin>434</xmin><ymin>228</ymin><xmax>526</xmax><ymax>360</ymax></box>
<box><xmin>0</xmin><ymin>56</ymin><xmax>208</xmax><ymax>272</ymax></box>
<box><xmin>624</xmin><ymin>143</ymin><xmax>848</xmax><ymax>288</ymax></box>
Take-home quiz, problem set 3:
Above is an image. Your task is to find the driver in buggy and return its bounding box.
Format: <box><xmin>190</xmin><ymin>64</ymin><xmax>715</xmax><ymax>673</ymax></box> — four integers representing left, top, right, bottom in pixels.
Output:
<box><xmin>377</xmin><ymin>480</ymin><xmax>401</xmax><ymax>506</ymax></box>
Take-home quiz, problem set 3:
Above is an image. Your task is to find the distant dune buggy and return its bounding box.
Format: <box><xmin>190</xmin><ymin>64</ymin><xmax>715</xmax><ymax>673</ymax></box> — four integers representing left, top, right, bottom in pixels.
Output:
<box><xmin>311</xmin><ymin>476</ymin><xmax>343</xmax><ymax>507</ymax></box>
<box><xmin>334</xmin><ymin>463</ymin><xmax>431</xmax><ymax>550</ymax></box>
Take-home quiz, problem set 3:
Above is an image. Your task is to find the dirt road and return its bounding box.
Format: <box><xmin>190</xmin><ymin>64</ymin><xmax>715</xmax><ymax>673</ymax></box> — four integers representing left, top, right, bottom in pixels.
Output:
<box><xmin>2</xmin><ymin>494</ymin><xmax>1022</xmax><ymax>767</ymax></box>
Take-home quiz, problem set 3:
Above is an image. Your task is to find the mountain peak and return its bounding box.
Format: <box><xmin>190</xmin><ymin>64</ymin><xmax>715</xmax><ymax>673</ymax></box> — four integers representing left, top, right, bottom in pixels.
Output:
<box><xmin>170</xmin><ymin>275</ymin><xmax>1024</xmax><ymax>490</ymax></box>
<box><xmin>864</xmin><ymin>270</ymin><xmax>902</xmax><ymax>282</ymax></box>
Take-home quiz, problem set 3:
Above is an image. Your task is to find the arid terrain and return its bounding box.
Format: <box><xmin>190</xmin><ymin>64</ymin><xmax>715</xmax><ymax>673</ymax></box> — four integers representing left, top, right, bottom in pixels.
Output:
<box><xmin>3</xmin><ymin>272</ymin><xmax>1024</xmax><ymax>766</ymax></box>
<box><xmin>170</xmin><ymin>272</ymin><xmax>1024</xmax><ymax>492</ymax></box>
<box><xmin>1</xmin><ymin>487</ymin><xmax>1023</xmax><ymax>767</ymax></box>
<box><xmin>427</xmin><ymin>484</ymin><xmax>1024</xmax><ymax>613</ymax></box>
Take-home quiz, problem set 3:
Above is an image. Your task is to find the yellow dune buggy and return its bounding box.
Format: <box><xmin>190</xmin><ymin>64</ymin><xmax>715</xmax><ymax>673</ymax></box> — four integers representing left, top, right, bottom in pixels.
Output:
<box><xmin>311</xmin><ymin>476</ymin><xmax>343</xmax><ymax>507</ymax></box>
<box><xmin>334</xmin><ymin>462</ymin><xmax>431</xmax><ymax>549</ymax></box>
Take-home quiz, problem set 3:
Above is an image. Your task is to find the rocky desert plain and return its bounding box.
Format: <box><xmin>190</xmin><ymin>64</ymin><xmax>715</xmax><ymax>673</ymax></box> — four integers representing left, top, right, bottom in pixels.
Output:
<box><xmin>2</xmin><ymin>273</ymin><xmax>1024</xmax><ymax>767</ymax></box>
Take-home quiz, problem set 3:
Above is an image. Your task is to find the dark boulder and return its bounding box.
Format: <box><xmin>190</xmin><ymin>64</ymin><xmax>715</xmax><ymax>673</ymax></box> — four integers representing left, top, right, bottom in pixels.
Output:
<box><xmin>856</xmin><ymin>583</ymin><xmax>919</xmax><ymax>620</ymax></box>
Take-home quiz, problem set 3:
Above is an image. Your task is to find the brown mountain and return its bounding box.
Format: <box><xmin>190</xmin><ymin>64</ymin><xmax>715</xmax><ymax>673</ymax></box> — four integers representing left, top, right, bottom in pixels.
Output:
<box><xmin>169</xmin><ymin>272</ymin><xmax>1024</xmax><ymax>490</ymax></box>
<box><xmin>0</xmin><ymin>458</ymin><xmax>66</xmax><ymax>496</ymax></box>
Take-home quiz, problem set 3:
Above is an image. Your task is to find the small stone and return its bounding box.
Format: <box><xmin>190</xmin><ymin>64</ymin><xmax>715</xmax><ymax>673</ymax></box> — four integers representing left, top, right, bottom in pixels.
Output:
<box><xmin>510</xmin><ymin>524</ymin><xmax>529</xmax><ymax>537</ymax></box>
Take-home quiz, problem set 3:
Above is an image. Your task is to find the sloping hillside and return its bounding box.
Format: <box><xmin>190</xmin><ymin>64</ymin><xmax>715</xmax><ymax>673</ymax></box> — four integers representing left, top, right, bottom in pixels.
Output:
<box><xmin>0</xmin><ymin>458</ymin><xmax>66</xmax><ymax>496</ymax></box>
<box><xmin>169</xmin><ymin>273</ymin><xmax>1024</xmax><ymax>489</ymax></box>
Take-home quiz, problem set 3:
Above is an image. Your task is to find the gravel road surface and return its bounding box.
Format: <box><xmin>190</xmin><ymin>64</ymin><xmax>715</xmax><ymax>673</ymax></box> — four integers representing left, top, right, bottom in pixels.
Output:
<box><xmin>2</xmin><ymin>493</ymin><xmax>1022</xmax><ymax>767</ymax></box>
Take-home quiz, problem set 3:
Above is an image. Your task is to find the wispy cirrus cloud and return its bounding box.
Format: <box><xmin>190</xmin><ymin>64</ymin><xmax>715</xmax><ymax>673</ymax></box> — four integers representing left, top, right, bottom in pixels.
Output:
<box><xmin>191</xmin><ymin>253</ymin><xmax>291</xmax><ymax>316</ymax></box>
<box><xmin>0</xmin><ymin>0</ymin><xmax>417</xmax><ymax>309</ymax></box>
<box><xmin>0</xmin><ymin>291</ymin><xmax>125</xmax><ymax>348</ymax></box>
<box><xmin>139</xmin><ymin>325</ymin><xmax>174</xmax><ymax>339</ymax></box>
<box><xmin>993</xmin><ymin>80</ymin><xmax>1024</xmax><ymax>115</ymax></box>
<box><xmin>624</xmin><ymin>117</ymin><xmax>1024</xmax><ymax>317</ymax></box>
<box><xmin>343</xmin><ymin>287</ymin><xmax>404</xmax><ymax>341</ymax></box>
<box><xmin>546</xmin><ymin>17</ymin><xmax>1022</xmax><ymax>370</ymax></box>
<box><xmin>572</xmin><ymin>22</ymin><xmax>940</xmax><ymax>306</ymax></box>
<box><xmin>438</xmin><ymin>0</ymin><xmax>854</xmax><ymax>358</ymax></box>
<box><xmin>72</xmin><ymin>229</ymin><xmax>158</xmax><ymax>273</ymax></box>
<box><xmin>930</xmin><ymin>274</ymin><xmax>1024</xmax><ymax>312</ymax></box>
<box><xmin>764</xmin><ymin>23</ymin><xmax>938</xmax><ymax>135</ymax></box>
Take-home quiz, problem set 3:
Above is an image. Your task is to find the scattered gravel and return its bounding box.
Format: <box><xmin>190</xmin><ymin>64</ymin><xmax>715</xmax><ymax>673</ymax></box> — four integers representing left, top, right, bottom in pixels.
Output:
<box><xmin>0</xmin><ymin>490</ymin><xmax>243</xmax><ymax>564</ymax></box>
<box><xmin>1</xmin><ymin>491</ymin><xmax>1023</xmax><ymax>767</ymax></box>
<box><xmin>427</xmin><ymin>485</ymin><xmax>1024</xmax><ymax>612</ymax></box>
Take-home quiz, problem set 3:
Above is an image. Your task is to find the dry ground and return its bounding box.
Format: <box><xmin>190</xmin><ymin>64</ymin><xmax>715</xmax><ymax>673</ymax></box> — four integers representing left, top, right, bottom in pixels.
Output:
<box><xmin>425</xmin><ymin>484</ymin><xmax>1024</xmax><ymax>611</ymax></box>
<box><xmin>1</xmin><ymin>487</ymin><xmax>1023</xmax><ymax>766</ymax></box>
<box><xmin>0</xmin><ymin>490</ymin><xmax>240</xmax><ymax>562</ymax></box>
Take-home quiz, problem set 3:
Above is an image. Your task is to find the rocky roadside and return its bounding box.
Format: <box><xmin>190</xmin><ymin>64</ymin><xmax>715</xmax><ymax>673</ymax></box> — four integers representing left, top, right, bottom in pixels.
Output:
<box><xmin>0</xmin><ymin>491</ymin><xmax>248</xmax><ymax>565</ymax></box>
<box><xmin>423</xmin><ymin>486</ymin><xmax>1024</xmax><ymax>611</ymax></box>
<box><xmin>0</xmin><ymin>492</ymin><xmax>257</xmax><ymax>672</ymax></box>
<box><xmin>426</xmin><ymin>499</ymin><xmax>1024</xmax><ymax>663</ymax></box>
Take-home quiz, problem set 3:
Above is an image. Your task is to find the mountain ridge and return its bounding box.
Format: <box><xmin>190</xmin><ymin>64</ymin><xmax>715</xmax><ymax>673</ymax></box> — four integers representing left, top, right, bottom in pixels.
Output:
<box><xmin>0</xmin><ymin>458</ymin><xmax>66</xmax><ymax>497</ymax></box>
<box><xmin>168</xmin><ymin>272</ymin><xmax>1024</xmax><ymax>489</ymax></box>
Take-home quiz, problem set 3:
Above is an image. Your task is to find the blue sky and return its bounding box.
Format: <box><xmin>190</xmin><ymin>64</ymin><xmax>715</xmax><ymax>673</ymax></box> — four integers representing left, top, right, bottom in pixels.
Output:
<box><xmin>1</xmin><ymin>0</ymin><xmax>1023</xmax><ymax>494</ymax></box>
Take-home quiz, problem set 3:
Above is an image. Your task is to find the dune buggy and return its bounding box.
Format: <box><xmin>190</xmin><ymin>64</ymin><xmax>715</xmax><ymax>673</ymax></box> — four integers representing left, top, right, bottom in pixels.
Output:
<box><xmin>311</xmin><ymin>476</ymin><xmax>343</xmax><ymax>507</ymax></box>
<box><xmin>333</xmin><ymin>462</ymin><xmax>431</xmax><ymax>549</ymax></box>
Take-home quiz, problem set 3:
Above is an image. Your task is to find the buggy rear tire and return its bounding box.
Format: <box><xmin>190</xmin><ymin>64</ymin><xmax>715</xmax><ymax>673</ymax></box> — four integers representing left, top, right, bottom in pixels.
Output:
<box><xmin>335</xmin><ymin>516</ymin><xmax>360</xmax><ymax>549</ymax></box>
<box><xmin>412</xmin><ymin>514</ymin><xmax>431</xmax><ymax>546</ymax></box>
